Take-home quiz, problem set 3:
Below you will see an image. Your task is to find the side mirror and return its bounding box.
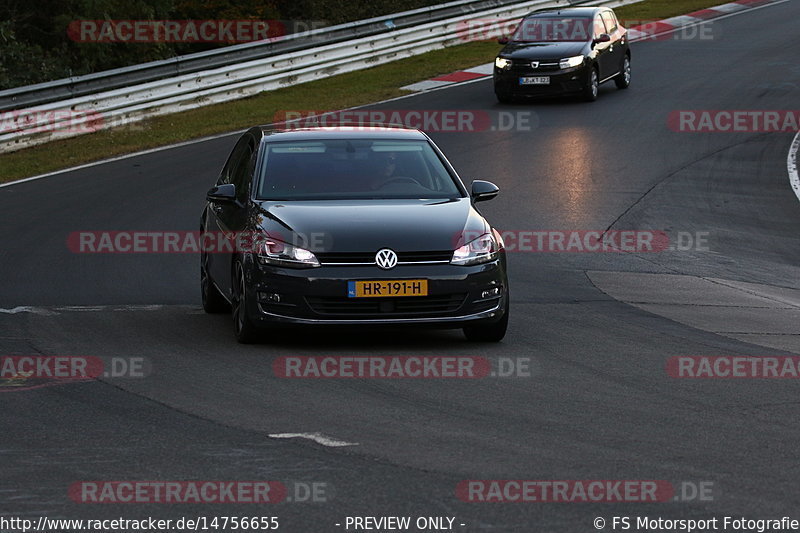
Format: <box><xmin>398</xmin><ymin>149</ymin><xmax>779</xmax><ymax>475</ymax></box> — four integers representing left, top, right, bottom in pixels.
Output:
<box><xmin>206</xmin><ymin>183</ymin><xmax>237</xmax><ymax>204</ymax></box>
<box><xmin>471</xmin><ymin>180</ymin><xmax>500</xmax><ymax>203</ymax></box>
<box><xmin>497</xmin><ymin>36</ymin><xmax>509</xmax><ymax>45</ymax></box>
<box><xmin>593</xmin><ymin>33</ymin><xmax>611</xmax><ymax>44</ymax></box>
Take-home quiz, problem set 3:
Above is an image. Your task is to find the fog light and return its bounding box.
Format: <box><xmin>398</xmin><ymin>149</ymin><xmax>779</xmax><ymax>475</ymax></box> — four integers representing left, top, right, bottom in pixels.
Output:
<box><xmin>481</xmin><ymin>287</ymin><xmax>501</xmax><ymax>299</ymax></box>
<box><xmin>259</xmin><ymin>292</ymin><xmax>282</xmax><ymax>303</ymax></box>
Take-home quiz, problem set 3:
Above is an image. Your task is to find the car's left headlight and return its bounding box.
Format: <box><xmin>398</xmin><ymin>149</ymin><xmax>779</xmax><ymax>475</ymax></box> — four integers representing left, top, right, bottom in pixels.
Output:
<box><xmin>451</xmin><ymin>232</ymin><xmax>500</xmax><ymax>266</ymax></box>
<box><xmin>495</xmin><ymin>57</ymin><xmax>512</xmax><ymax>70</ymax></box>
<box><xmin>559</xmin><ymin>55</ymin><xmax>585</xmax><ymax>69</ymax></box>
<box><xmin>256</xmin><ymin>238</ymin><xmax>320</xmax><ymax>268</ymax></box>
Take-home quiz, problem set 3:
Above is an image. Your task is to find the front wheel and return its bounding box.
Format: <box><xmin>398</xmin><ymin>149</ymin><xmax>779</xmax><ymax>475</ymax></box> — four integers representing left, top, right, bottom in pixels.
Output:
<box><xmin>463</xmin><ymin>300</ymin><xmax>509</xmax><ymax>342</ymax></box>
<box><xmin>583</xmin><ymin>67</ymin><xmax>599</xmax><ymax>102</ymax></box>
<box><xmin>615</xmin><ymin>55</ymin><xmax>631</xmax><ymax>89</ymax></box>
<box><xmin>232</xmin><ymin>260</ymin><xmax>261</xmax><ymax>344</ymax></box>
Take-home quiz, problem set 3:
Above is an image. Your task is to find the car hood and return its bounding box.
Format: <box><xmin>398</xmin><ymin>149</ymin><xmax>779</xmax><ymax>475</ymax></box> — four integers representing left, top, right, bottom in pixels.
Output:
<box><xmin>253</xmin><ymin>198</ymin><xmax>489</xmax><ymax>253</ymax></box>
<box><xmin>500</xmin><ymin>41</ymin><xmax>587</xmax><ymax>61</ymax></box>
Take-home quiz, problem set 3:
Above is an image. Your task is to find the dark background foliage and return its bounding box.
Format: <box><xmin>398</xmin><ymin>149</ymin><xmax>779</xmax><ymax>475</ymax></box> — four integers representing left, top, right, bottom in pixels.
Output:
<box><xmin>0</xmin><ymin>0</ymin><xmax>446</xmax><ymax>90</ymax></box>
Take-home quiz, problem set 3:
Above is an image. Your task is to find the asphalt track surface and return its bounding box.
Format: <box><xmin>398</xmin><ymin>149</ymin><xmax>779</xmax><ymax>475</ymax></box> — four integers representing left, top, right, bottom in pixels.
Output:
<box><xmin>2</xmin><ymin>2</ymin><xmax>800</xmax><ymax>531</ymax></box>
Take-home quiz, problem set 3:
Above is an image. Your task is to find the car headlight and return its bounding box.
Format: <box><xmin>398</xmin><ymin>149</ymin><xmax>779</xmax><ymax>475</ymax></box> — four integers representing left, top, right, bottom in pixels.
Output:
<box><xmin>559</xmin><ymin>55</ymin><xmax>585</xmax><ymax>69</ymax></box>
<box><xmin>451</xmin><ymin>232</ymin><xmax>500</xmax><ymax>266</ymax></box>
<box><xmin>495</xmin><ymin>57</ymin><xmax>512</xmax><ymax>70</ymax></box>
<box><xmin>256</xmin><ymin>238</ymin><xmax>320</xmax><ymax>268</ymax></box>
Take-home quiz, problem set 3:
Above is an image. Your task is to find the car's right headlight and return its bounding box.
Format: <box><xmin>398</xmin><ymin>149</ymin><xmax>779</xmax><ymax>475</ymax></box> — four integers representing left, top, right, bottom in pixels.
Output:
<box><xmin>256</xmin><ymin>238</ymin><xmax>320</xmax><ymax>268</ymax></box>
<box><xmin>559</xmin><ymin>55</ymin><xmax>585</xmax><ymax>69</ymax></box>
<box><xmin>495</xmin><ymin>57</ymin><xmax>512</xmax><ymax>70</ymax></box>
<box><xmin>451</xmin><ymin>233</ymin><xmax>500</xmax><ymax>265</ymax></box>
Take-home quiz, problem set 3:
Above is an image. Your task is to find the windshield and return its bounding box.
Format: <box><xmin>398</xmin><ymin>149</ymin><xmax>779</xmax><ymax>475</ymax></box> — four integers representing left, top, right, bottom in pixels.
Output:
<box><xmin>256</xmin><ymin>139</ymin><xmax>464</xmax><ymax>200</ymax></box>
<box><xmin>512</xmin><ymin>16</ymin><xmax>592</xmax><ymax>42</ymax></box>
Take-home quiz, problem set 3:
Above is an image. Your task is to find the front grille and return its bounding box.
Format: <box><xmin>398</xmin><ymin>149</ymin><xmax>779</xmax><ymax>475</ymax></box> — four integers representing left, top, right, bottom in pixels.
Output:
<box><xmin>316</xmin><ymin>250</ymin><xmax>452</xmax><ymax>265</ymax></box>
<box><xmin>305</xmin><ymin>293</ymin><xmax>467</xmax><ymax>316</ymax></box>
<box><xmin>513</xmin><ymin>61</ymin><xmax>560</xmax><ymax>72</ymax></box>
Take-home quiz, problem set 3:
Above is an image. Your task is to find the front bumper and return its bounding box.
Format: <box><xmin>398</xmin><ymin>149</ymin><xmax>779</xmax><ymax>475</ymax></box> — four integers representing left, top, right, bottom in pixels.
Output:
<box><xmin>243</xmin><ymin>257</ymin><xmax>508</xmax><ymax>327</ymax></box>
<box><xmin>494</xmin><ymin>64</ymin><xmax>588</xmax><ymax>96</ymax></box>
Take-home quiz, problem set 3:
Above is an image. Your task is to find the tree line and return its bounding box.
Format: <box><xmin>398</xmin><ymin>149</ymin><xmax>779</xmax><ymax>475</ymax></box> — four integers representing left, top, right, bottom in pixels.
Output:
<box><xmin>0</xmin><ymin>0</ymin><xmax>444</xmax><ymax>90</ymax></box>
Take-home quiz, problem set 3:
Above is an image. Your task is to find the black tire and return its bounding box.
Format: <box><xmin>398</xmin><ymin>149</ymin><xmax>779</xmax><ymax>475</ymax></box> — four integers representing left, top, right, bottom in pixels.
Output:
<box><xmin>615</xmin><ymin>55</ymin><xmax>631</xmax><ymax>90</ymax></box>
<box><xmin>201</xmin><ymin>251</ymin><xmax>228</xmax><ymax>314</ymax></box>
<box><xmin>463</xmin><ymin>299</ymin><xmax>509</xmax><ymax>342</ymax></box>
<box><xmin>232</xmin><ymin>260</ymin><xmax>261</xmax><ymax>344</ymax></box>
<box><xmin>495</xmin><ymin>91</ymin><xmax>514</xmax><ymax>104</ymax></box>
<box><xmin>583</xmin><ymin>66</ymin><xmax>599</xmax><ymax>102</ymax></box>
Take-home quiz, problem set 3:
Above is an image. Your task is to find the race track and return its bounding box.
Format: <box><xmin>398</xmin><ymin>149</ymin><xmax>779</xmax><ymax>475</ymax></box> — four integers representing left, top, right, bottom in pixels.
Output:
<box><xmin>2</xmin><ymin>1</ymin><xmax>799</xmax><ymax>530</ymax></box>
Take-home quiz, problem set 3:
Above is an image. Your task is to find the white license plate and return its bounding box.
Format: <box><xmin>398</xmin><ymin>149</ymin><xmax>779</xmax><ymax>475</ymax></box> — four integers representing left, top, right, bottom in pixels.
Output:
<box><xmin>519</xmin><ymin>76</ymin><xmax>550</xmax><ymax>85</ymax></box>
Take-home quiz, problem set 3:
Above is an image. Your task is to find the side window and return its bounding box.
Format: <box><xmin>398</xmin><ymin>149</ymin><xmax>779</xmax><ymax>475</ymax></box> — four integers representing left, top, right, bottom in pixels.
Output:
<box><xmin>217</xmin><ymin>155</ymin><xmax>232</xmax><ymax>185</ymax></box>
<box><xmin>230</xmin><ymin>141</ymin><xmax>255</xmax><ymax>200</ymax></box>
<box><xmin>601</xmin><ymin>11</ymin><xmax>617</xmax><ymax>34</ymax></box>
<box><xmin>218</xmin><ymin>137</ymin><xmax>249</xmax><ymax>185</ymax></box>
<box><xmin>593</xmin><ymin>15</ymin><xmax>608</xmax><ymax>38</ymax></box>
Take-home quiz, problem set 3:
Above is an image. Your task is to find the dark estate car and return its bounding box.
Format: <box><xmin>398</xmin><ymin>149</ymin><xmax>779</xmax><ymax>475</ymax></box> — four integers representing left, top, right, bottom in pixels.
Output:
<box><xmin>493</xmin><ymin>7</ymin><xmax>631</xmax><ymax>102</ymax></box>
<box><xmin>200</xmin><ymin>125</ymin><xmax>509</xmax><ymax>343</ymax></box>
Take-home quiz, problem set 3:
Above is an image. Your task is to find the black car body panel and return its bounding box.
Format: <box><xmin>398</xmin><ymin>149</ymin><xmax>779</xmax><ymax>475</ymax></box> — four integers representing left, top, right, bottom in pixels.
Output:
<box><xmin>254</xmin><ymin>199</ymin><xmax>489</xmax><ymax>254</ymax></box>
<box><xmin>500</xmin><ymin>41</ymin><xmax>587</xmax><ymax>61</ymax></box>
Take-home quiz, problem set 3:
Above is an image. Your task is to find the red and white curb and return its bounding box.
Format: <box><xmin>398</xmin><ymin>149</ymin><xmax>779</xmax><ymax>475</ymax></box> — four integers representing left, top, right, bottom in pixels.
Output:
<box><xmin>626</xmin><ymin>0</ymin><xmax>774</xmax><ymax>39</ymax></box>
<box><xmin>402</xmin><ymin>64</ymin><xmax>494</xmax><ymax>92</ymax></box>
<box><xmin>401</xmin><ymin>0</ymin><xmax>781</xmax><ymax>93</ymax></box>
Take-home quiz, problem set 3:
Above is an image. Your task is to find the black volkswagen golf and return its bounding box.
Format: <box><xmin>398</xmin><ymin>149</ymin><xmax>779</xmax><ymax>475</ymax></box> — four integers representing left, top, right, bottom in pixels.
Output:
<box><xmin>493</xmin><ymin>7</ymin><xmax>631</xmax><ymax>102</ymax></box>
<box><xmin>200</xmin><ymin>125</ymin><xmax>509</xmax><ymax>343</ymax></box>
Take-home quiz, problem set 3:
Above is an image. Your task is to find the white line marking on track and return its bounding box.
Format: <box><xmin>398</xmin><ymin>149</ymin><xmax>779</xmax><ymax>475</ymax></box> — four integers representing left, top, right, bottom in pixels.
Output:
<box><xmin>268</xmin><ymin>433</ymin><xmax>359</xmax><ymax>447</ymax></box>
<box><xmin>0</xmin><ymin>306</ymin><xmax>56</xmax><ymax>315</ymax></box>
<box><xmin>788</xmin><ymin>129</ymin><xmax>800</xmax><ymax>204</ymax></box>
<box><xmin>0</xmin><ymin>131</ymin><xmax>242</xmax><ymax>190</ymax></box>
<box><xmin>0</xmin><ymin>304</ymin><xmax>197</xmax><ymax>314</ymax></box>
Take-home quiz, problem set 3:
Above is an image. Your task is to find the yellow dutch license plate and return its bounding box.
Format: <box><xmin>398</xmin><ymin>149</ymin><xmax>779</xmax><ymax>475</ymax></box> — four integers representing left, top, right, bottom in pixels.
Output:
<box><xmin>347</xmin><ymin>280</ymin><xmax>428</xmax><ymax>298</ymax></box>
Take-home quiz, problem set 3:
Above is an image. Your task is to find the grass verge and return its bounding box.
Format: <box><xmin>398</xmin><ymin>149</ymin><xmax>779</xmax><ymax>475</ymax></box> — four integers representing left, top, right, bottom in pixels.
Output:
<box><xmin>2</xmin><ymin>0</ymin><xmax>731</xmax><ymax>183</ymax></box>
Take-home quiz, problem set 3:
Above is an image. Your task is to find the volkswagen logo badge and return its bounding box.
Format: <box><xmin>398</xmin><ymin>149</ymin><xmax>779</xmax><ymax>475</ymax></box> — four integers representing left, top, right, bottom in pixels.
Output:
<box><xmin>375</xmin><ymin>249</ymin><xmax>398</xmax><ymax>270</ymax></box>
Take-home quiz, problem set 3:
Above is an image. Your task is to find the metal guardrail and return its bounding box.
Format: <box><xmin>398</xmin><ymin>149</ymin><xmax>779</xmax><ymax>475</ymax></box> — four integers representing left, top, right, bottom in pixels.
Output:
<box><xmin>0</xmin><ymin>0</ymin><xmax>580</xmax><ymax>110</ymax></box>
<box><xmin>0</xmin><ymin>0</ymin><xmax>641</xmax><ymax>153</ymax></box>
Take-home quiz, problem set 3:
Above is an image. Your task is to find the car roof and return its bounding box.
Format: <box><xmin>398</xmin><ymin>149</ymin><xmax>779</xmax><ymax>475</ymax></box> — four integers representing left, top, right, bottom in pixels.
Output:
<box><xmin>252</xmin><ymin>124</ymin><xmax>429</xmax><ymax>142</ymax></box>
<box><xmin>526</xmin><ymin>7</ymin><xmax>605</xmax><ymax>17</ymax></box>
